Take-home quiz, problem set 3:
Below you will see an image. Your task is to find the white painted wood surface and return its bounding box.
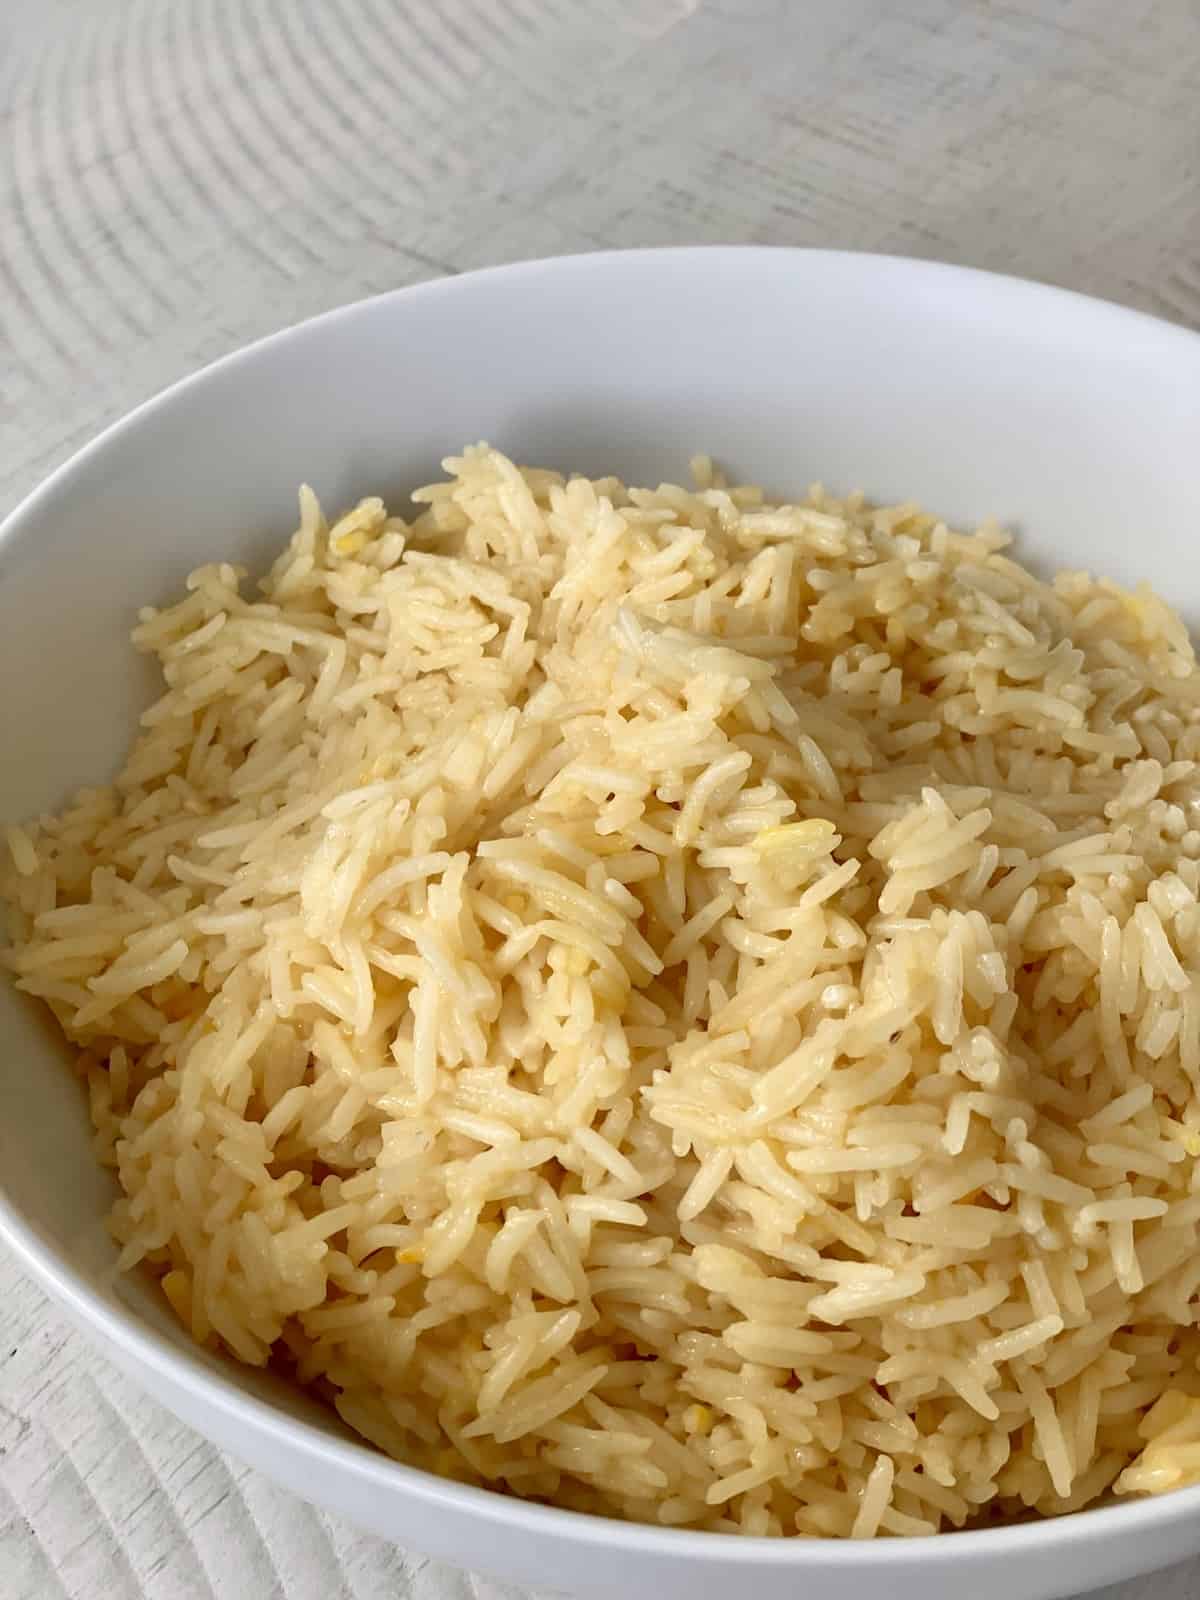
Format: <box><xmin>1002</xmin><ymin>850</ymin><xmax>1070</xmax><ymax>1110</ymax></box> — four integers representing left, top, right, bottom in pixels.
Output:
<box><xmin>2</xmin><ymin>2</ymin><xmax>1199</xmax><ymax>1595</ymax></box>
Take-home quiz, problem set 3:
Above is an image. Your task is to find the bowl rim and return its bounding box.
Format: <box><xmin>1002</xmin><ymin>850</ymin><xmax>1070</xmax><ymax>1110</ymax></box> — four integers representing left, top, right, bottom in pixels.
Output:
<box><xmin>3</xmin><ymin>244</ymin><xmax>1200</xmax><ymax>1563</ymax></box>
<box><xmin>2</xmin><ymin>242</ymin><xmax>1198</xmax><ymax>559</ymax></box>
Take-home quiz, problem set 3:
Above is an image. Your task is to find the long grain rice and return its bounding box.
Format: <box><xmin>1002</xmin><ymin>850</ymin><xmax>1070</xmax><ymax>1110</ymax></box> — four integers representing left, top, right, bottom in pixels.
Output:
<box><xmin>5</xmin><ymin>445</ymin><xmax>1200</xmax><ymax>1536</ymax></box>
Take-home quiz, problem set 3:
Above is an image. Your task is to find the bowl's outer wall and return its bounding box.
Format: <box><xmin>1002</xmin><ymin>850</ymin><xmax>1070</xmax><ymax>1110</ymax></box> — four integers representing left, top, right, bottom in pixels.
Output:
<box><xmin>3</xmin><ymin>249</ymin><xmax>1200</xmax><ymax>1598</ymax></box>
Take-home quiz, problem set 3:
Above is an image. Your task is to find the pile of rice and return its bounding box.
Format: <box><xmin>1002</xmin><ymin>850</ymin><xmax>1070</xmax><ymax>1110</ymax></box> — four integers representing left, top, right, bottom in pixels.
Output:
<box><xmin>6</xmin><ymin>446</ymin><xmax>1200</xmax><ymax>1538</ymax></box>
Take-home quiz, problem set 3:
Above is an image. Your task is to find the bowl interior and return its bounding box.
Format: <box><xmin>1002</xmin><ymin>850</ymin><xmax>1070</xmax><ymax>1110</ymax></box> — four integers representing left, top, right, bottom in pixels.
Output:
<box><xmin>3</xmin><ymin>246</ymin><xmax>1200</xmax><ymax>1512</ymax></box>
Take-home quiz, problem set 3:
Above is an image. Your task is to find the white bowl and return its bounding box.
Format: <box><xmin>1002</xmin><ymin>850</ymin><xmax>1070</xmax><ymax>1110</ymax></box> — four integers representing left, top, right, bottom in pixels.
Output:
<box><xmin>3</xmin><ymin>248</ymin><xmax>1200</xmax><ymax>1600</ymax></box>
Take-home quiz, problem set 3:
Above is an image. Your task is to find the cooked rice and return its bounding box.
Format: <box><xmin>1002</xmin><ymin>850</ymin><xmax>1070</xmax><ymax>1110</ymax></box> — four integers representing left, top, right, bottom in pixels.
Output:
<box><xmin>4</xmin><ymin>445</ymin><xmax>1200</xmax><ymax>1537</ymax></box>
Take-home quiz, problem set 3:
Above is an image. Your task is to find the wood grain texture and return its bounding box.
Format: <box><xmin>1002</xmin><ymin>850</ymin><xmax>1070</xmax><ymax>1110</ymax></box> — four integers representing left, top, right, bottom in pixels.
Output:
<box><xmin>2</xmin><ymin>2</ymin><xmax>1199</xmax><ymax>1595</ymax></box>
